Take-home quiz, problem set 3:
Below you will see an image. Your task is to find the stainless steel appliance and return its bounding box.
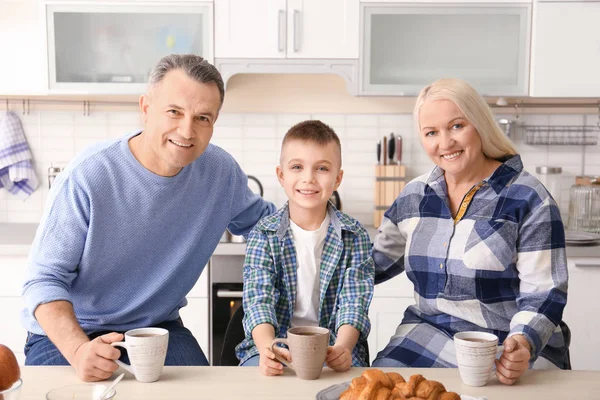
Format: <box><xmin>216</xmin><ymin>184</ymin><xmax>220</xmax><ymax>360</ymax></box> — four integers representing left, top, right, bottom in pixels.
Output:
<box><xmin>209</xmin><ymin>255</ymin><xmax>244</xmax><ymax>365</ymax></box>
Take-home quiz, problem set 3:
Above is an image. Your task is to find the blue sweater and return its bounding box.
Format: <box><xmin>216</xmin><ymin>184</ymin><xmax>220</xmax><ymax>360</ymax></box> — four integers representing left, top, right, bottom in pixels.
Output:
<box><xmin>22</xmin><ymin>131</ymin><xmax>275</xmax><ymax>335</ymax></box>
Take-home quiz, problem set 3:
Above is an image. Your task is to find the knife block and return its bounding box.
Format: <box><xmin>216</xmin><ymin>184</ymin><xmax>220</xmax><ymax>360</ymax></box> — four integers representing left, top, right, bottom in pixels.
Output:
<box><xmin>374</xmin><ymin>165</ymin><xmax>406</xmax><ymax>228</ymax></box>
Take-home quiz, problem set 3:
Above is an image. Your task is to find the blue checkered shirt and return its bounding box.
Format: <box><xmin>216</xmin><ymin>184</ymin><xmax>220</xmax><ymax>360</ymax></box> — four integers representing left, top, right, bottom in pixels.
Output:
<box><xmin>236</xmin><ymin>203</ymin><xmax>374</xmax><ymax>366</ymax></box>
<box><xmin>373</xmin><ymin>155</ymin><xmax>568</xmax><ymax>363</ymax></box>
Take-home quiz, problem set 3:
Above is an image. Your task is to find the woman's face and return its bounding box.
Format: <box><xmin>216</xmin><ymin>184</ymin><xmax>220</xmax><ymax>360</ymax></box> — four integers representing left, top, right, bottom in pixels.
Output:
<box><xmin>418</xmin><ymin>99</ymin><xmax>486</xmax><ymax>179</ymax></box>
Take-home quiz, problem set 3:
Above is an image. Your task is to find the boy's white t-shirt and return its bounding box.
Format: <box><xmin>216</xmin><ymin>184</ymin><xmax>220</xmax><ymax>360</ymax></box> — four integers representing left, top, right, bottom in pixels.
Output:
<box><xmin>289</xmin><ymin>213</ymin><xmax>331</xmax><ymax>328</ymax></box>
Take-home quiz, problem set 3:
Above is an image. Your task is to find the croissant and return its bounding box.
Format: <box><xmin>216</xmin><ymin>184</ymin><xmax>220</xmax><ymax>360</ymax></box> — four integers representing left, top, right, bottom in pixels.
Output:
<box><xmin>339</xmin><ymin>369</ymin><xmax>461</xmax><ymax>400</ymax></box>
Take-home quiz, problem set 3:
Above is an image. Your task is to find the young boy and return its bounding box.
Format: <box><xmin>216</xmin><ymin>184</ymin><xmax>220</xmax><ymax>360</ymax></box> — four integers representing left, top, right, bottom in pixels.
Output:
<box><xmin>236</xmin><ymin>120</ymin><xmax>374</xmax><ymax>375</ymax></box>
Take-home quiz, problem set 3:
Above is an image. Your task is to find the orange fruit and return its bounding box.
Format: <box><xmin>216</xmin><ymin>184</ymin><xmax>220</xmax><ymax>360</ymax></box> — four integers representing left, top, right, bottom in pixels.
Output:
<box><xmin>0</xmin><ymin>344</ymin><xmax>20</xmax><ymax>392</ymax></box>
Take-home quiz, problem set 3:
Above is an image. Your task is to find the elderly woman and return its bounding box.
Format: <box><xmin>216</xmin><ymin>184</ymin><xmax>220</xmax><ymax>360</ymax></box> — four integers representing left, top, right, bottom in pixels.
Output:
<box><xmin>371</xmin><ymin>78</ymin><xmax>570</xmax><ymax>385</ymax></box>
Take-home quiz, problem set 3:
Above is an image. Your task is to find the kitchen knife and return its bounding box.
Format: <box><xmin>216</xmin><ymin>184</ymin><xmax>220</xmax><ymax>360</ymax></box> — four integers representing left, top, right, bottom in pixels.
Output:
<box><xmin>377</xmin><ymin>140</ymin><xmax>381</xmax><ymax>165</ymax></box>
<box><xmin>388</xmin><ymin>133</ymin><xmax>395</xmax><ymax>164</ymax></box>
<box><xmin>396</xmin><ymin>135</ymin><xmax>403</xmax><ymax>164</ymax></box>
<box><xmin>382</xmin><ymin>135</ymin><xmax>387</xmax><ymax>166</ymax></box>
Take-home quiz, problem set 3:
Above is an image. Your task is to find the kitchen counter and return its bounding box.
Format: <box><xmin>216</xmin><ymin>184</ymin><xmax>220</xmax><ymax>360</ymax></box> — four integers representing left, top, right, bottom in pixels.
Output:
<box><xmin>14</xmin><ymin>366</ymin><xmax>600</xmax><ymax>400</ymax></box>
<box><xmin>1</xmin><ymin>223</ymin><xmax>599</xmax><ymax>258</ymax></box>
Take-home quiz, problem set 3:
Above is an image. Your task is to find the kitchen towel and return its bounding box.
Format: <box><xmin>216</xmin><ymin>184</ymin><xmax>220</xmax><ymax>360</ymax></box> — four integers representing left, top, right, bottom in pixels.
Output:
<box><xmin>0</xmin><ymin>111</ymin><xmax>39</xmax><ymax>199</ymax></box>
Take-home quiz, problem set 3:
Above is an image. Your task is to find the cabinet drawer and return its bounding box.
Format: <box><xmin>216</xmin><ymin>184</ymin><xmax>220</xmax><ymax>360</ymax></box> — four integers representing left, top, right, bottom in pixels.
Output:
<box><xmin>187</xmin><ymin>267</ymin><xmax>209</xmax><ymax>298</ymax></box>
<box><xmin>179</xmin><ymin>298</ymin><xmax>209</xmax><ymax>355</ymax></box>
<box><xmin>0</xmin><ymin>256</ymin><xmax>28</xmax><ymax>296</ymax></box>
<box><xmin>0</xmin><ymin>297</ymin><xmax>27</xmax><ymax>364</ymax></box>
<box><xmin>374</xmin><ymin>272</ymin><xmax>413</xmax><ymax>298</ymax></box>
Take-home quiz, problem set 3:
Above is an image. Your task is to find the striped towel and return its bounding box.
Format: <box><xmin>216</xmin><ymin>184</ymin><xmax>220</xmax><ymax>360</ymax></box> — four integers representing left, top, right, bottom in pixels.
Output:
<box><xmin>0</xmin><ymin>111</ymin><xmax>39</xmax><ymax>199</ymax></box>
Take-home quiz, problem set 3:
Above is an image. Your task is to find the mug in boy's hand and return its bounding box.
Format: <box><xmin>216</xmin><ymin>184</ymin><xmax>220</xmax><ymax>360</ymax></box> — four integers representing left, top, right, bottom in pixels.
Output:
<box><xmin>111</xmin><ymin>327</ymin><xmax>169</xmax><ymax>383</ymax></box>
<box><xmin>270</xmin><ymin>326</ymin><xmax>329</xmax><ymax>380</ymax></box>
<box><xmin>454</xmin><ymin>331</ymin><xmax>504</xmax><ymax>387</ymax></box>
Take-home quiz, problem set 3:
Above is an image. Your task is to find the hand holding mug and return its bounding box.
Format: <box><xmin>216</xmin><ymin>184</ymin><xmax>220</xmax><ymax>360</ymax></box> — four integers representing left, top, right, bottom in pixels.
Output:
<box><xmin>326</xmin><ymin>345</ymin><xmax>352</xmax><ymax>372</ymax></box>
<box><xmin>495</xmin><ymin>335</ymin><xmax>531</xmax><ymax>385</ymax></box>
<box><xmin>258</xmin><ymin>346</ymin><xmax>290</xmax><ymax>376</ymax></box>
<box><xmin>72</xmin><ymin>332</ymin><xmax>123</xmax><ymax>382</ymax></box>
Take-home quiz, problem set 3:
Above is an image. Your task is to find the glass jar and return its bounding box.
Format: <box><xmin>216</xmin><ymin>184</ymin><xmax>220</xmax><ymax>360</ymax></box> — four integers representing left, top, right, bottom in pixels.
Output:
<box><xmin>567</xmin><ymin>176</ymin><xmax>600</xmax><ymax>233</ymax></box>
<box><xmin>536</xmin><ymin>166</ymin><xmax>563</xmax><ymax>205</ymax></box>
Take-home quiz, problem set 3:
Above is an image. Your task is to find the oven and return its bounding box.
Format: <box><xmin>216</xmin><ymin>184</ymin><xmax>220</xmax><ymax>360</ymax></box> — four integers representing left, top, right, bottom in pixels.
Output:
<box><xmin>209</xmin><ymin>254</ymin><xmax>244</xmax><ymax>366</ymax></box>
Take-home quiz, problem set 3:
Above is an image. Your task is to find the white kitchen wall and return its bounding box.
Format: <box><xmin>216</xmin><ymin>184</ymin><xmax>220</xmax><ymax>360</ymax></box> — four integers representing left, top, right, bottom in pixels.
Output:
<box><xmin>0</xmin><ymin>110</ymin><xmax>598</xmax><ymax>225</ymax></box>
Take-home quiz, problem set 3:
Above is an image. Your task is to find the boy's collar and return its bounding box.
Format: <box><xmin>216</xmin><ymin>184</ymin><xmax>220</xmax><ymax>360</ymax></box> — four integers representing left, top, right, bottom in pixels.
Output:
<box><xmin>261</xmin><ymin>202</ymin><xmax>358</xmax><ymax>240</ymax></box>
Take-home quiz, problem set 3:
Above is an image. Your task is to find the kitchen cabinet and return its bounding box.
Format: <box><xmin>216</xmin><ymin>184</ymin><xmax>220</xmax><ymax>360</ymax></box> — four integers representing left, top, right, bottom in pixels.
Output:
<box><xmin>44</xmin><ymin>1</ymin><xmax>213</xmax><ymax>94</ymax></box>
<box><xmin>562</xmin><ymin>257</ymin><xmax>600</xmax><ymax>371</ymax></box>
<box><xmin>530</xmin><ymin>1</ymin><xmax>600</xmax><ymax>97</ymax></box>
<box><xmin>360</xmin><ymin>2</ymin><xmax>531</xmax><ymax>96</ymax></box>
<box><xmin>0</xmin><ymin>254</ymin><xmax>209</xmax><ymax>365</ymax></box>
<box><xmin>0</xmin><ymin>1</ymin><xmax>47</xmax><ymax>95</ymax></box>
<box><xmin>0</xmin><ymin>255</ymin><xmax>28</xmax><ymax>365</ymax></box>
<box><xmin>367</xmin><ymin>273</ymin><xmax>414</xmax><ymax>364</ymax></box>
<box><xmin>214</xmin><ymin>0</ymin><xmax>359</xmax><ymax>59</ymax></box>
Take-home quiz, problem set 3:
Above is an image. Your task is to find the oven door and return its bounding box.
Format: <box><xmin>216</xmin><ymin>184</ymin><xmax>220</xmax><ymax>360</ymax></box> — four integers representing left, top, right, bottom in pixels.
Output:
<box><xmin>209</xmin><ymin>255</ymin><xmax>244</xmax><ymax>365</ymax></box>
<box><xmin>211</xmin><ymin>282</ymin><xmax>243</xmax><ymax>366</ymax></box>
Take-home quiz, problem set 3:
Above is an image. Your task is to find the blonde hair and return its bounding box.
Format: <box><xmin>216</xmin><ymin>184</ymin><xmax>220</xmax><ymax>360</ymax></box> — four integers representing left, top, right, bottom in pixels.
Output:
<box><xmin>414</xmin><ymin>78</ymin><xmax>517</xmax><ymax>159</ymax></box>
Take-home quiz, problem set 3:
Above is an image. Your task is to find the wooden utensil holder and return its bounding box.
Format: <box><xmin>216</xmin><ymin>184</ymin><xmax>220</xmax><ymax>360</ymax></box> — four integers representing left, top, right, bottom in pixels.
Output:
<box><xmin>374</xmin><ymin>165</ymin><xmax>406</xmax><ymax>228</ymax></box>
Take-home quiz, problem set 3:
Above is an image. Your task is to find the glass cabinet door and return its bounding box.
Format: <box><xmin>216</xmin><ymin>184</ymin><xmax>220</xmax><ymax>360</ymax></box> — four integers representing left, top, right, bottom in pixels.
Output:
<box><xmin>46</xmin><ymin>3</ymin><xmax>213</xmax><ymax>93</ymax></box>
<box><xmin>361</xmin><ymin>3</ymin><xmax>531</xmax><ymax>96</ymax></box>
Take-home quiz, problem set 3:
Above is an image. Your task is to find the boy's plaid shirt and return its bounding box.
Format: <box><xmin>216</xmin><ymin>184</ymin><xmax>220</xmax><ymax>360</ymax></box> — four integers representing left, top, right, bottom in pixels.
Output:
<box><xmin>373</xmin><ymin>155</ymin><xmax>568</xmax><ymax>362</ymax></box>
<box><xmin>236</xmin><ymin>203</ymin><xmax>374</xmax><ymax>366</ymax></box>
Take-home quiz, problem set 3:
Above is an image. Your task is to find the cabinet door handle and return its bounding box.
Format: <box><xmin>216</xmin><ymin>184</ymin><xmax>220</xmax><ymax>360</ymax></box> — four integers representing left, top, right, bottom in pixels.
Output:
<box><xmin>293</xmin><ymin>9</ymin><xmax>301</xmax><ymax>52</ymax></box>
<box><xmin>216</xmin><ymin>290</ymin><xmax>243</xmax><ymax>298</ymax></box>
<box><xmin>278</xmin><ymin>9</ymin><xmax>285</xmax><ymax>53</ymax></box>
<box><xmin>574</xmin><ymin>262</ymin><xmax>600</xmax><ymax>268</ymax></box>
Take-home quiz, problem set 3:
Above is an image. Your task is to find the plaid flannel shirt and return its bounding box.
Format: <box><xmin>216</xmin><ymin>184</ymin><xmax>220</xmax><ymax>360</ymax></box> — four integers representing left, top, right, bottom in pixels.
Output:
<box><xmin>236</xmin><ymin>202</ymin><xmax>374</xmax><ymax>366</ymax></box>
<box><xmin>373</xmin><ymin>155</ymin><xmax>569</xmax><ymax>364</ymax></box>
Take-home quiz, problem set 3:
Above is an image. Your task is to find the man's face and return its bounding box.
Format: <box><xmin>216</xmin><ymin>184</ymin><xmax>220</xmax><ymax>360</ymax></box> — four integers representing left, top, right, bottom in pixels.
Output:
<box><xmin>276</xmin><ymin>139</ymin><xmax>343</xmax><ymax>213</ymax></box>
<box><xmin>137</xmin><ymin>69</ymin><xmax>221</xmax><ymax>176</ymax></box>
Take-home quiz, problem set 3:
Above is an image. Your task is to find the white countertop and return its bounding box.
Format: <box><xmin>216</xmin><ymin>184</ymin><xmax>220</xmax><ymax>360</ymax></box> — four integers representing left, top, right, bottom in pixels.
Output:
<box><xmin>14</xmin><ymin>366</ymin><xmax>600</xmax><ymax>400</ymax></box>
<box><xmin>1</xmin><ymin>223</ymin><xmax>599</xmax><ymax>258</ymax></box>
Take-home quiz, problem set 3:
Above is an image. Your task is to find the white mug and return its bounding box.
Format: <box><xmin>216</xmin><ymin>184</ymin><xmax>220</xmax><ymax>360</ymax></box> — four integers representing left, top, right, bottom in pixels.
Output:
<box><xmin>111</xmin><ymin>327</ymin><xmax>169</xmax><ymax>383</ymax></box>
<box><xmin>454</xmin><ymin>331</ymin><xmax>504</xmax><ymax>387</ymax></box>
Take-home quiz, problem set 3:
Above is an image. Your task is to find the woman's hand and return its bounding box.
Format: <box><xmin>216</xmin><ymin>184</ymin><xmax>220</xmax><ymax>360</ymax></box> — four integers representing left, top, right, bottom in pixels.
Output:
<box><xmin>495</xmin><ymin>335</ymin><xmax>531</xmax><ymax>385</ymax></box>
<box><xmin>259</xmin><ymin>346</ymin><xmax>290</xmax><ymax>376</ymax></box>
<box><xmin>326</xmin><ymin>345</ymin><xmax>352</xmax><ymax>372</ymax></box>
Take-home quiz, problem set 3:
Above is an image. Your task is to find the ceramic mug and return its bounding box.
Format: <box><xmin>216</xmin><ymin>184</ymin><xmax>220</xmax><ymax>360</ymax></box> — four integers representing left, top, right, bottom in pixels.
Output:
<box><xmin>270</xmin><ymin>326</ymin><xmax>329</xmax><ymax>380</ymax></box>
<box><xmin>111</xmin><ymin>327</ymin><xmax>169</xmax><ymax>383</ymax></box>
<box><xmin>454</xmin><ymin>331</ymin><xmax>505</xmax><ymax>387</ymax></box>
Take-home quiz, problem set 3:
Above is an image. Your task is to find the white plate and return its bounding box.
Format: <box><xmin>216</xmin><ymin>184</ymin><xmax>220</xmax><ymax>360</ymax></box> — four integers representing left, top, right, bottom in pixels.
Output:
<box><xmin>315</xmin><ymin>382</ymin><xmax>486</xmax><ymax>400</ymax></box>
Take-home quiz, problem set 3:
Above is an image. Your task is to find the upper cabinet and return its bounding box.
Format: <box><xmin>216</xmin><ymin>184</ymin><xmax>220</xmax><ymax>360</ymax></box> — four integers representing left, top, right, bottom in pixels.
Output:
<box><xmin>360</xmin><ymin>2</ymin><xmax>532</xmax><ymax>96</ymax></box>
<box><xmin>530</xmin><ymin>1</ymin><xmax>600</xmax><ymax>97</ymax></box>
<box><xmin>45</xmin><ymin>2</ymin><xmax>213</xmax><ymax>94</ymax></box>
<box><xmin>0</xmin><ymin>1</ymin><xmax>47</xmax><ymax>95</ymax></box>
<box><xmin>214</xmin><ymin>0</ymin><xmax>359</xmax><ymax>59</ymax></box>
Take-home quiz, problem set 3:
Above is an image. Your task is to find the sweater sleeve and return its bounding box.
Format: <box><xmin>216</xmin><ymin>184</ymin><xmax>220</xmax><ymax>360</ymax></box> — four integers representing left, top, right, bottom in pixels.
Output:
<box><xmin>22</xmin><ymin>173</ymin><xmax>89</xmax><ymax>318</ymax></box>
<box><xmin>509</xmin><ymin>196</ymin><xmax>568</xmax><ymax>362</ymax></box>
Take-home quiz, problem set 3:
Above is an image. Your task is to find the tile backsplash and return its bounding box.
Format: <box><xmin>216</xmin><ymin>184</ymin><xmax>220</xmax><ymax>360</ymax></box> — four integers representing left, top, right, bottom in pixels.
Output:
<box><xmin>1</xmin><ymin>110</ymin><xmax>598</xmax><ymax>226</ymax></box>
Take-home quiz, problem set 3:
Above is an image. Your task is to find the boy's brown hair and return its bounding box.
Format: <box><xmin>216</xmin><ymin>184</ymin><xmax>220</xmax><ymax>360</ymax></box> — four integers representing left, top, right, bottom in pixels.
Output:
<box><xmin>281</xmin><ymin>120</ymin><xmax>342</xmax><ymax>163</ymax></box>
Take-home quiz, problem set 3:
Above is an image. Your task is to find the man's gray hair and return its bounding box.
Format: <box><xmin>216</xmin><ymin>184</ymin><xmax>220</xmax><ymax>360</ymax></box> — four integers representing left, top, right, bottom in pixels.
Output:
<box><xmin>149</xmin><ymin>54</ymin><xmax>225</xmax><ymax>107</ymax></box>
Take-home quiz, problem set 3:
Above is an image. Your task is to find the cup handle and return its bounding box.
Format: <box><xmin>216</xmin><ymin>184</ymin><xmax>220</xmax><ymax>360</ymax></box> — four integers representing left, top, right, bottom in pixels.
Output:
<box><xmin>270</xmin><ymin>338</ymin><xmax>293</xmax><ymax>371</ymax></box>
<box><xmin>491</xmin><ymin>345</ymin><xmax>506</xmax><ymax>379</ymax></box>
<box><xmin>111</xmin><ymin>341</ymin><xmax>134</xmax><ymax>374</ymax></box>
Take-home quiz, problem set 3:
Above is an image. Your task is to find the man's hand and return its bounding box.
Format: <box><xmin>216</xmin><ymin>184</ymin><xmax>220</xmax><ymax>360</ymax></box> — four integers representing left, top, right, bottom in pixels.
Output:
<box><xmin>72</xmin><ymin>332</ymin><xmax>123</xmax><ymax>382</ymax></box>
<box><xmin>326</xmin><ymin>345</ymin><xmax>352</xmax><ymax>372</ymax></box>
<box><xmin>495</xmin><ymin>335</ymin><xmax>531</xmax><ymax>385</ymax></box>
<box><xmin>259</xmin><ymin>346</ymin><xmax>290</xmax><ymax>376</ymax></box>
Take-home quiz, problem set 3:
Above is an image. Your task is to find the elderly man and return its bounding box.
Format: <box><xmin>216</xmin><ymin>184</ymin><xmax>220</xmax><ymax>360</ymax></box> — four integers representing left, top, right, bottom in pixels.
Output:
<box><xmin>21</xmin><ymin>54</ymin><xmax>275</xmax><ymax>381</ymax></box>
